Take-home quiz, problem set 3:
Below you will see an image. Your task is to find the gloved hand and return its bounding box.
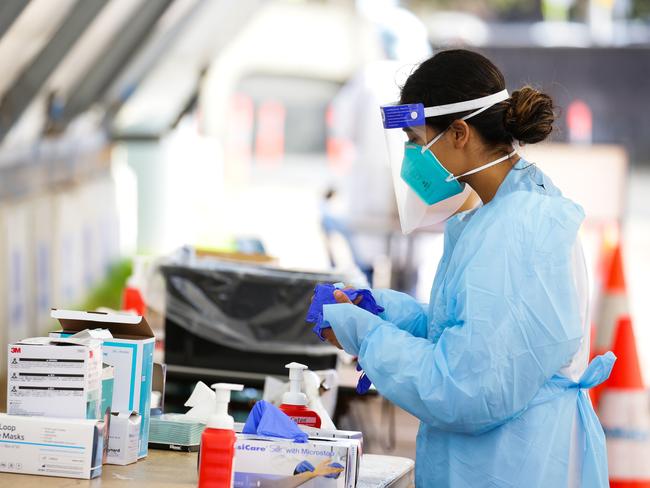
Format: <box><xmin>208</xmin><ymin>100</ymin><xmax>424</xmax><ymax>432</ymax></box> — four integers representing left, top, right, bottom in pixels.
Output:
<box><xmin>294</xmin><ymin>460</ymin><xmax>316</xmax><ymax>474</ymax></box>
<box><xmin>294</xmin><ymin>460</ymin><xmax>344</xmax><ymax>479</ymax></box>
<box><xmin>322</xmin><ymin>462</ymin><xmax>344</xmax><ymax>479</ymax></box>
<box><xmin>307</xmin><ymin>283</ymin><xmax>384</xmax><ymax>341</ymax></box>
<box><xmin>242</xmin><ymin>400</ymin><xmax>308</xmax><ymax>443</ymax></box>
<box><xmin>356</xmin><ymin>362</ymin><xmax>373</xmax><ymax>395</ymax></box>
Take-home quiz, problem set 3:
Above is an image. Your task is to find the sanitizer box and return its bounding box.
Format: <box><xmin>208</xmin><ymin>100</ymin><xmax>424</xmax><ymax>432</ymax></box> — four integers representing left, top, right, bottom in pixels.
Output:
<box><xmin>50</xmin><ymin>309</ymin><xmax>155</xmax><ymax>459</ymax></box>
<box><xmin>106</xmin><ymin>411</ymin><xmax>141</xmax><ymax>465</ymax></box>
<box><xmin>0</xmin><ymin>413</ymin><xmax>104</xmax><ymax>479</ymax></box>
<box><xmin>233</xmin><ymin>435</ymin><xmax>361</xmax><ymax>488</ymax></box>
<box><xmin>7</xmin><ymin>337</ymin><xmax>103</xmax><ymax>419</ymax></box>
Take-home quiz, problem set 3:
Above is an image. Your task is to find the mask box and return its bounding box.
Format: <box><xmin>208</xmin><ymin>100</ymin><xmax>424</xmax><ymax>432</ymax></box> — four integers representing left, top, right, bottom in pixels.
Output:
<box><xmin>233</xmin><ymin>434</ymin><xmax>361</xmax><ymax>488</ymax></box>
<box><xmin>106</xmin><ymin>411</ymin><xmax>141</xmax><ymax>465</ymax></box>
<box><xmin>50</xmin><ymin>309</ymin><xmax>155</xmax><ymax>459</ymax></box>
<box><xmin>0</xmin><ymin>413</ymin><xmax>104</xmax><ymax>479</ymax></box>
<box><xmin>7</xmin><ymin>336</ymin><xmax>103</xmax><ymax>419</ymax></box>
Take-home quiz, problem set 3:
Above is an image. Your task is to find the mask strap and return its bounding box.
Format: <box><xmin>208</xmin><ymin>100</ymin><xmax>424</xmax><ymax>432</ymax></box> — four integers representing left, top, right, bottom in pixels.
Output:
<box><xmin>421</xmin><ymin>128</ymin><xmax>448</xmax><ymax>152</ymax></box>
<box><xmin>421</xmin><ymin>94</ymin><xmax>507</xmax><ymax>153</ymax></box>
<box><xmin>445</xmin><ymin>149</ymin><xmax>518</xmax><ymax>182</ymax></box>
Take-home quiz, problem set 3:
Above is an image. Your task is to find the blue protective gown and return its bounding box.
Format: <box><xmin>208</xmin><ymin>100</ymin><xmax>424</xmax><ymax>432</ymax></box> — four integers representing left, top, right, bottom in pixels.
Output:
<box><xmin>323</xmin><ymin>159</ymin><xmax>615</xmax><ymax>487</ymax></box>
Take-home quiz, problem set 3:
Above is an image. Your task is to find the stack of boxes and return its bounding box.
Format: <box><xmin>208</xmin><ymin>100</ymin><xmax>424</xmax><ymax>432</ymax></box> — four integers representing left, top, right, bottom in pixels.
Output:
<box><xmin>1</xmin><ymin>310</ymin><xmax>155</xmax><ymax>479</ymax></box>
<box><xmin>49</xmin><ymin>309</ymin><xmax>156</xmax><ymax>460</ymax></box>
<box><xmin>2</xmin><ymin>336</ymin><xmax>107</xmax><ymax>479</ymax></box>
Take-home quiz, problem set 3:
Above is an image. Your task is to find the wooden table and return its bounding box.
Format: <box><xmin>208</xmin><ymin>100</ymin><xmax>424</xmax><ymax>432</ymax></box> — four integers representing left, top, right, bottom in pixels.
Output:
<box><xmin>0</xmin><ymin>450</ymin><xmax>414</xmax><ymax>487</ymax></box>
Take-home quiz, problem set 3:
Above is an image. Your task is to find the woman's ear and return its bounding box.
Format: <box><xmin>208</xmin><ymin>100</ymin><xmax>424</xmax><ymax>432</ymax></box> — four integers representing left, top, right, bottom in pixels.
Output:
<box><xmin>449</xmin><ymin>120</ymin><xmax>470</xmax><ymax>149</ymax></box>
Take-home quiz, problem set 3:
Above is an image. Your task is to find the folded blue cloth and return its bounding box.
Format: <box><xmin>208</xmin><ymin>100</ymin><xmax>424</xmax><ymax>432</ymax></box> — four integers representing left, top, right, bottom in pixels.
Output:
<box><xmin>242</xmin><ymin>400</ymin><xmax>308</xmax><ymax>443</ymax></box>
<box><xmin>306</xmin><ymin>283</ymin><xmax>384</xmax><ymax>341</ymax></box>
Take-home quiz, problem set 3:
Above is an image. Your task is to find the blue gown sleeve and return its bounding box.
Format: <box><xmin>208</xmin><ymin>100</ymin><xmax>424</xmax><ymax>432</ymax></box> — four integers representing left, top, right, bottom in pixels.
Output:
<box><xmin>371</xmin><ymin>289</ymin><xmax>428</xmax><ymax>338</ymax></box>
<box><xmin>324</xmin><ymin>193</ymin><xmax>585</xmax><ymax>434</ymax></box>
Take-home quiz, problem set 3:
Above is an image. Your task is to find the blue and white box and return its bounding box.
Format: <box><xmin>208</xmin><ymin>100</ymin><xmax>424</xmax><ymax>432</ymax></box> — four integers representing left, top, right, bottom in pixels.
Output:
<box><xmin>0</xmin><ymin>413</ymin><xmax>104</xmax><ymax>479</ymax></box>
<box><xmin>50</xmin><ymin>309</ymin><xmax>155</xmax><ymax>459</ymax></box>
<box><xmin>234</xmin><ymin>434</ymin><xmax>361</xmax><ymax>488</ymax></box>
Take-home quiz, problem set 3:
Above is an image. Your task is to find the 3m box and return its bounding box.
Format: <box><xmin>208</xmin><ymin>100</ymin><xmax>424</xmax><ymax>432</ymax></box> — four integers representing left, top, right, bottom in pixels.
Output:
<box><xmin>233</xmin><ymin>434</ymin><xmax>361</xmax><ymax>488</ymax></box>
<box><xmin>7</xmin><ymin>337</ymin><xmax>102</xmax><ymax>419</ymax></box>
<box><xmin>50</xmin><ymin>310</ymin><xmax>155</xmax><ymax>459</ymax></box>
<box><xmin>0</xmin><ymin>413</ymin><xmax>104</xmax><ymax>479</ymax></box>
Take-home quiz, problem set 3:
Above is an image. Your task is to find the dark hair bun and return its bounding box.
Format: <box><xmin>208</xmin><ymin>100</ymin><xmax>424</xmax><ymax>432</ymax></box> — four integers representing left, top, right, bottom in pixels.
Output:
<box><xmin>504</xmin><ymin>86</ymin><xmax>555</xmax><ymax>144</ymax></box>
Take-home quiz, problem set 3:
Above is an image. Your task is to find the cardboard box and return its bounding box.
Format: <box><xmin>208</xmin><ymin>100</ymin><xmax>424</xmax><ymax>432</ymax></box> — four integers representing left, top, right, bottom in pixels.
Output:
<box><xmin>106</xmin><ymin>411</ymin><xmax>141</xmax><ymax>465</ymax></box>
<box><xmin>300</xmin><ymin>427</ymin><xmax>363</xmax><ymax>446</ymax></box>
<box><xmin>7</xmin><ymin>337</ymin><xmax>102</xmax><ymax>419</ymax></box>
<box><xmin>235</xmin><ymin>423</ymin><xmax>363</xmax><ymax>444</ymax></box>
<box><xmin>0</xmin><ymin>413</ymin><xmax>104</xmax><ymax>479</ymax></box>
<box><xmin>50</xmin><ymin>310</ymin><xmax>155</xmax><ymax>458</ymax></box>
<box><xmin>233</xmin><ymin>434</ymin><xmax>361</xmax><ymax>488</ymax></box>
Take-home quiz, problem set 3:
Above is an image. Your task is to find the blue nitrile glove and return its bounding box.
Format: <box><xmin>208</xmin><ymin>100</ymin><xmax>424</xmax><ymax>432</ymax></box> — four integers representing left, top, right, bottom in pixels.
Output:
<box><xmin>324</xmin><ymin>462</ymin><xmax>345</xmax><ymax>479</ymax></box>
<box><xmin>355</xmin><ymin>361</ymin><xmax>373</xmax><ymax>395</ymax></box>
<box><xmin>293</xmin><ymin>461</ymin><xmax>344</xmax><ymax>479</ymax></box>
<box><xmin>306</xmin><ymin>283</ymin><xmax>384</xmax><ymax>341</ymax></box>
<box><xmin>294</xmin><ymin>460</ymin><xmax>316</xmax><ymax>475</ymax></box>
<box><xmin>242</xmin><ymin>400</ymin><xmax>308</xmax><ymax>443</ymax></box>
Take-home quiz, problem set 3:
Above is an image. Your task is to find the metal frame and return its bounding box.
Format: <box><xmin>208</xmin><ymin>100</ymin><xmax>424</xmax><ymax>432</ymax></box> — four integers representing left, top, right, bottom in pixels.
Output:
<box><xmin>108</xmin><ymin>0</ymin><xmax>265</xmax><ymax>137</ymax></box>
<box><xmin>0</xmin><ymin>0</ymin><xmax>108</xmax><ymax>142</ymax></box>
<box><xmin>0</xmin><ymin>0</ymin><xmax>31</xmax><ymax>41</ymax></box>
<box><xmin>59</xmin><ymin>0</ymin><xmax>177</xmax><ymax>128</ymax></box>
<box><xmin>104</xmin><ymin>0</ymin><xmax>206</xmax><ymax>119</ymax></box>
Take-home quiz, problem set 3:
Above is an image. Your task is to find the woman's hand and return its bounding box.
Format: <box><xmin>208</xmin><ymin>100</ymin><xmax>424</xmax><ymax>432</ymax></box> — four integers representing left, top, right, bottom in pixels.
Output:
<box><xmin>312</xmin><ymin>459</ymin><xmax>344</xmax><ymax>478</ymax></box>
<box><xmin>321</xmin><ymin>328</ymin><xmax>343</xmax><ymax>349</ymax></box>
<box><xmin>334</xmin><ymin>286</ymin><xmax>363</xmax><ymax>305</ymax></box>
<box><xmin>325</xmin><ymin>288</ymin><xmax>362</xmax><ymax>349</ymax></box>
<box><xmin>310</xmin><ymin>285</ymin><xmax>363</xmax><ymax>350</ymax></box>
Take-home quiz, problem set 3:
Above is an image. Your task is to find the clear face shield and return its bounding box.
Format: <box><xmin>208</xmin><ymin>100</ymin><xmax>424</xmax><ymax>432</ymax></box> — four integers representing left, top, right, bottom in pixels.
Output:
<box><xmin>380</xmin><ymin>90</ymin><xmax>510</xmax><ymax>234</ymax></box>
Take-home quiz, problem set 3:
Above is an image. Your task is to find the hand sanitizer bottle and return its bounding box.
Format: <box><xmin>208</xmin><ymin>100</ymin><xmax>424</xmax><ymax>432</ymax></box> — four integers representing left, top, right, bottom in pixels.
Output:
<box><xmin>198</xmin><ymin>383</ymin><xmax>243</xmax><ymax>488</ymax></box>
<box><xmin>279</xmin><ymin>363</ymin><xmax>322</xmax><ymax>428</ymax></box>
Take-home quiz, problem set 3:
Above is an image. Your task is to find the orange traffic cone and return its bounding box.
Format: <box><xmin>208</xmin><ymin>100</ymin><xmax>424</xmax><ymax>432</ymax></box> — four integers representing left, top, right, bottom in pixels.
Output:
<box><xmin>591</xmin><ymin>242</ymin><xmax>630</xmax><ymax>408</ymax></box>
<box><xmin>598</xmin><ymin>316</ymin><xmax>650</xmax><ymax>487</ymax></box>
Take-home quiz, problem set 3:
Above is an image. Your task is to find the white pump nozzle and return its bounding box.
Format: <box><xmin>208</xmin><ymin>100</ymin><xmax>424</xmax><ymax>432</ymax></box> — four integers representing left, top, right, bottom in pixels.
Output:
<box><xmin>282</xmin><ymin>362</ymin><xmax>309</xmax><ymax>406</ymax></box>
<box><xmin>207</xmin><ymin>383</ymin><xmax>244</xmax><ymax>430</ymax></box>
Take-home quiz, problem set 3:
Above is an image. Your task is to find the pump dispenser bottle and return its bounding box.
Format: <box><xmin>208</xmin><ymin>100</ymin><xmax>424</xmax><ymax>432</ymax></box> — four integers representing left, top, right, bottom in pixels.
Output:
<box><xmin>279</xmin><ymin>362</ymin><xmax>322</xmax><ymax>428</ymax></box>
<box><xmin>198</xmin><ymin>383</ymin><xmax>243</xmax><ymax>488</ymax></box>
